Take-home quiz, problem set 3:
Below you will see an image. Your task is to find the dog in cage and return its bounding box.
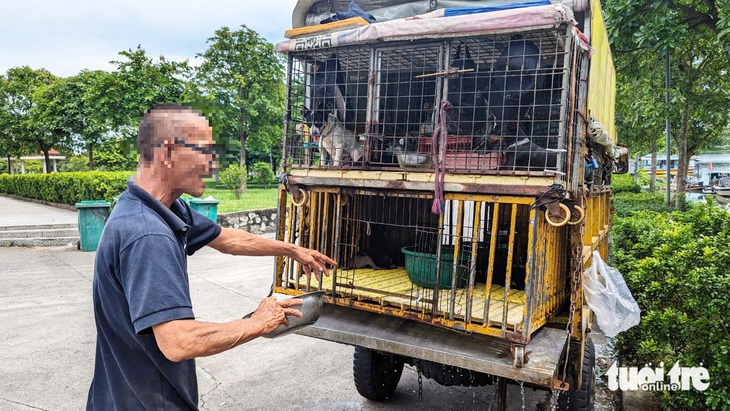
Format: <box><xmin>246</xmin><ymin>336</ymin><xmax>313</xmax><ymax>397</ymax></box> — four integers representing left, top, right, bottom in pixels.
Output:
<box><xmin>445</xmin><ymin>44</ymin><xmax>489</xmax><ymax>135</ymax></box>
<box><xmin>484</xmin><ymin>35</ymin><xmax>547</xmax><ymax>132</ymax></box>
<box><xmin>319</xmin><ymin>113</ymin><xmax>364</xmax><ymax>166</ymax></box>
<box><xmin>499</xmin><ymin>137</ymin><xmax>558</xmax><ymax>171</ymax></box>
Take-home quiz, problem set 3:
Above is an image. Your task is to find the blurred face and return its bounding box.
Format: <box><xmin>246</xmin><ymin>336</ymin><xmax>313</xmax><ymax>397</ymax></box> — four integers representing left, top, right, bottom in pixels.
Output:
<box><xmin>164</xmin><ymin>115</ymin><xmax>217</xmax><ymax>197</ymax></box>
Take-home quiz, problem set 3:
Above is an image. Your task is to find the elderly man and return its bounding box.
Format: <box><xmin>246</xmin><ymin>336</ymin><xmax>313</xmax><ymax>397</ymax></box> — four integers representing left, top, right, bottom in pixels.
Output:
<box><xmin>87</xmin><ymin>103</ymin><xmax>335</xmax><ymax>410</ymax></box>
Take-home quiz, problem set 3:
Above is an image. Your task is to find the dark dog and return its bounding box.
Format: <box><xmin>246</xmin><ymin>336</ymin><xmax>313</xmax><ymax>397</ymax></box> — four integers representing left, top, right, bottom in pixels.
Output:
<box><xmin>500</xmin><ymin>138</ymin><xmax>557</xmax><ymax>171</ymax></box>
<box><xmin>446</xmin><ymin>45</ymin><xmax>488</xmax><ymax>134</ymax></box>
<box><xmin>484</xmin><ymin>36</ymin><xmax>546</xmax><ymax>135</ymax></box>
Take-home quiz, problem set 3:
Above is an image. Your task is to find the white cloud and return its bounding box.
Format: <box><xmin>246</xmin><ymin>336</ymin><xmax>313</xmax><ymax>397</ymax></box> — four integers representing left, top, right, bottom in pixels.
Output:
<box><xmin>1</xmin><ymin>0</ymin><xmax>299</xmax><ymax>77</ymax></box>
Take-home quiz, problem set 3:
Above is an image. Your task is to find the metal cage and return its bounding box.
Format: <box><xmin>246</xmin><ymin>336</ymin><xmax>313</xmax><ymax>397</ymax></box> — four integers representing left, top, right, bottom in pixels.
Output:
<box><xmin>273</xmin><ymin>187</ymin><xmax>586</xmax><ymax>341</ymax></box>
<box><xmin>283</xmin><ymin>25</ymin><xmax>576</xmax><ymax>181</ymax></box>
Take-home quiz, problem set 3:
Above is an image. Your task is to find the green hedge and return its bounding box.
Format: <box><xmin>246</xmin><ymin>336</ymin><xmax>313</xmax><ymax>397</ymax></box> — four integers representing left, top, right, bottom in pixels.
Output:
<box><xmin>612</xmin><ymin>197</ymin><xmax>730</xmax><ymax>409</ymax></box>
<box><xmin>0</xmin><ymin>171</ymin><xmax>132</xmax><ymax>205</ymax></box>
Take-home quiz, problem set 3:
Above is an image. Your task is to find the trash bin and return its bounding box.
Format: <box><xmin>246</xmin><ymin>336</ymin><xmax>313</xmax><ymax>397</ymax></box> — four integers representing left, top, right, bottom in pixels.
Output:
<box><xmin>75</xmin><ymin>200</ymin><xmax>111</xmax><ymax>252</ymax></box>
<box><xmin>189</xmin><ymin>197</ymin><xmax>221</xmax><ymax>222</ymax></box>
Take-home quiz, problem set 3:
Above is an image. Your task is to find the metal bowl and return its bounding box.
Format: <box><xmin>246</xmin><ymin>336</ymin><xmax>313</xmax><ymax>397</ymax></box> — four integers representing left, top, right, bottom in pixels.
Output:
<box><xmin>242</xmin><ymin>291</ymin><xmax>325</xmax><ymax>339</ymax></box>
<box><xmin>396</xmin><ymin>152</ymin><xmax>432</xmax><ymax>168</ymax></box>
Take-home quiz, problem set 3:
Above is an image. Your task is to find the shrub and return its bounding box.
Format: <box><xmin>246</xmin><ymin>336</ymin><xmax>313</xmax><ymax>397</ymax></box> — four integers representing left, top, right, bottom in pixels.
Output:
<box><xmin>249</xmin><ymin>162</ymin><xmax>275</xmax><ymax>189</ymax></box>
<box><xmin>96</xmin><ymin>150</ymin><xmax>138</xmax><ymax>171</ymax></box>
<box><xmin>219</xmin><ymin>164</ymin><xmax>246</xmax><ymax>199</ymax></box>
<box><xmin>612</xmin><ymin>173</ymin><xmax>641</xmax><ymax>193</ymax></box>
<box><xmin>611</xmin><ymin>201</ymin><xmax>730</xmax><ymax>409</ymax></box>
<box><xmin>0</xmin><ymin>171</ymin><xmax>132</xmax><ymax>205</ymax></box>
<box><xmin>613</xmin><ymin>191</ymin><xmax>673</xmax><ymax>218</ymax></box>
<box><xmin>59</xmin><ymin>155</ymin><xmax>90</xmax><ymax>172</ymax></box>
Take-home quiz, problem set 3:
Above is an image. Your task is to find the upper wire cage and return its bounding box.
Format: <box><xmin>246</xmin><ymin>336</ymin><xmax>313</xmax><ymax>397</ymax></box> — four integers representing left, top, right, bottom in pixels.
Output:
<box><xmin>283</xmin><ymin>26</ymin><xmax>575</xmax><ymax>180</ymax></box>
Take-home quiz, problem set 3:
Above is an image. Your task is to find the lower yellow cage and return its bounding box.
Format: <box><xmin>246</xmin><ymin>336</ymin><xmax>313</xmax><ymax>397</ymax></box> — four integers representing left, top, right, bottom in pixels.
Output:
<box><xmin>273</xmin><ymin>186</ymin><xmax>612</xmax><ymax>342</ymax></box>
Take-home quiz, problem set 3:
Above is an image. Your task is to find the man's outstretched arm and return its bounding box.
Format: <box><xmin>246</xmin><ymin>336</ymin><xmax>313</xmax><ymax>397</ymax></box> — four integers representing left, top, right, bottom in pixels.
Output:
<box><xmin>207</xmin><ymin>227</ymin><xmax>336</xmax><ymax>279</ymax></box>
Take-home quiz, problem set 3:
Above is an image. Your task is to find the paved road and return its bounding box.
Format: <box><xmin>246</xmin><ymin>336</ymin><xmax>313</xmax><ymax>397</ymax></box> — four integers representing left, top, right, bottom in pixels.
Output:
<box><xmin>0</xmin><ymin>195</ymin><xmax>77</xmax><ymax>228</ymax></box>
<box><xmin>0</xmin><ymin>243</ymin><xmax>557</xmax><ymax>411</ymax></box>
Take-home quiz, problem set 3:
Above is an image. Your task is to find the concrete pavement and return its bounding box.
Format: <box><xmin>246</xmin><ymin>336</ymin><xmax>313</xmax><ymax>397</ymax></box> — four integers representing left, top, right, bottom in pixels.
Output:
<box><xmin>0</xmin><ymin>195</ymin><xmax>599</xmax><ymax>410</ymax></box>
<box><xmin>0</xmin><ymin>195</ymin><xmax>77</xmax><ymax>228</ymax></box>
<box><xmin>0</xmin><ymin>243</ymin><xmax>561</xmax><ymax>411</ymax></box>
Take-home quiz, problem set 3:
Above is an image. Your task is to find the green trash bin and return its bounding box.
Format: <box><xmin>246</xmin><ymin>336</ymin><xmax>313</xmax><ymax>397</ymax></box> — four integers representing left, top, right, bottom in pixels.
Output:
<box><xmin>75</xmin><ymin>200</ymin><xmax>111</xmax><ymax>252</ymax></box>
<box><xmin>189</xmin><ymin>198</ymin><xmax>221</xmax><ymax>222</ymax></box>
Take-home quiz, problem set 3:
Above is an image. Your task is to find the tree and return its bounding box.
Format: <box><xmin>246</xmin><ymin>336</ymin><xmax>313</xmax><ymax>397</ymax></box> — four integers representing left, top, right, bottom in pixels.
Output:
<box><xmin>0</xmin><ymin>66</ymin><xmax>66</xmax><ymax>173</ymax></box>
<box><xmin>0</xmin><ymin>75</ymin><xmax>26</xmax><ymax>173</ymax></box>
<box><xmin>605</xmin><ymin>0</ymin><xmax>730</xmax><ymax>206</ymax></box>
<box><xmin>88</xmin><ymin>46</ymin><xmax>191</xmax><ymax>146</ymax></box>
<box><xmin>614</xmin><ymin>59</ymin><xmax>668</xmax><ymax>191</ymax></box>
<box><xmin>195</xmin><ymin>25</ymin><xmax>285</xmax><ymax>192</ymax></box>
<box><xmin>33</xmin><ymin>70</ymin><xmax>112</xmax><ymax>169</ymax></box>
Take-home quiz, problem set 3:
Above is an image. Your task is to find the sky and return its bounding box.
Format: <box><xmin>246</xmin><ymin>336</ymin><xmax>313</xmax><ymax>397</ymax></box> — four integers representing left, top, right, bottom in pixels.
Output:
<box><xmin>1</xmin><ymin>0</ymin><xmax>299</xmax><ymax>77</ymax></box>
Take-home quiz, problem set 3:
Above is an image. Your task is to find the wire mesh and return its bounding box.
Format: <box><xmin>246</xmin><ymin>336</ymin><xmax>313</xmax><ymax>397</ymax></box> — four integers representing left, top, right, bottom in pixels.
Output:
<box><xmin>283</xmin><ymin>26</ymin><xmax>576</xmax><ymax>180</ymax></box>
<box><xmin>277</xmin><ymin>188</ymin><xmax>556</xmax><ymax>336</ymax></box>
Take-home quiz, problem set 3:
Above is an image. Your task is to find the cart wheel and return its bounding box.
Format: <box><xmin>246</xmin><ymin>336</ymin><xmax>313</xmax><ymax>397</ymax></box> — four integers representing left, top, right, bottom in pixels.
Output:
<box><xmin>557</xmin><ymin>338</ymin><xmax>595</xmax><ymax>411</ymax></box>
<box><xmin>353</xmin><ymin>346</ymin><xmax>404</xmax><ymax>401</ymax></box>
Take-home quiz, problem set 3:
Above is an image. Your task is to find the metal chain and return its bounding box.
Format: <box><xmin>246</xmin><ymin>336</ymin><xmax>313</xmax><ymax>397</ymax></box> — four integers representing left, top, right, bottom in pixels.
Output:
<box><xmin>416</xmin><ymin>360</ymin><xmax>423</xmax><ymax>400</ymax></box>
<box><xmin>562</xmin><ymin>191</ymin><xmax>587</xmax><ymax>382</ymax></box>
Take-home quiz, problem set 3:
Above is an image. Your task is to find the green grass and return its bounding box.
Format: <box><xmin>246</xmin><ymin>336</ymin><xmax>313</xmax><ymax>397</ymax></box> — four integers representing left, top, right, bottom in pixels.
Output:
<box><xmin>184</xmin><ymin>186</ymin><xmax>279</xmax><ymax>213</ymax></box>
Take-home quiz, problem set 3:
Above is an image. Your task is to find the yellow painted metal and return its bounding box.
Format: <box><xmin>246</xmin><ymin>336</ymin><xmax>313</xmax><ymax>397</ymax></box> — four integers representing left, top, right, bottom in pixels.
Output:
<box><xmin>483</xmin><ymin>203</ymin><xmax>500</xmax><ymax>325</ymax></box>
<box><xmin>275</xmin><ymin>187</ymin><xmax>613</xmax><ymax>340</ymax></box>
<box><xmin>288</xmin><ymin>168</ymin><xmax>554</xmax><ymax>187</ymax></box>
<box><xmin>446</xmin><ymin>192</ymin><xmax>534</xmax><ymax>205</ymax></box>
<box><xmin>588</xmin><ymin>0</ymin><xmax>617</xmax><ymax>143</ymax></box>
<box><xmin>276</xmin><ymin>266</ymin><xmax>526</xmax><ymax>334</ymax></box>
<box><xmin>503</xmin><ymin>204</ymin><xmax>518</xmax><ymax>334</ymax></box>
<box><xmin>467</xmin><ymin>201</ymin><xmax>482</xmax><ymax>325</ymax></box>
<box><xmin>449</xmin><ymin>200</ymin><xmax>466</xmax><ymax>320</ymax></box>
<box><xmin>275</xmin><ymin>187</ymin><xmax>288</xmax><ymax>289</ymax></box>
<box><xmin>522</xmin><ymin>207</ymin><xmax>536</xmax><ymax>335</ymax></box>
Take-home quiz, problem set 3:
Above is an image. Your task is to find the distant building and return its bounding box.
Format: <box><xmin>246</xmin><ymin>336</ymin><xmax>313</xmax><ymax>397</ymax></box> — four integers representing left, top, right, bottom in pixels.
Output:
<box><xmin>5</xmin><ymin>149</ymin><xmax>66</xmax><ymax>174</ymax></box>
<box><xmin>640</xmin><ymin>154</ymin><xmax>695</xmax><ymax>178</ymax></box>
<box><xmin>692</xmin><ymin>154</ymin><xmax>730</xmax><ymax>185</ymax></box>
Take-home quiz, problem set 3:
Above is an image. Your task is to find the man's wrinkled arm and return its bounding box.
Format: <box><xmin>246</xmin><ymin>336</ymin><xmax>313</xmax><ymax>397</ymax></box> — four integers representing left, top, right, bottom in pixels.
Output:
<box><xmin>207</xmin><ymin>227</ymin><xmax>295</xmax><ymax>256</ymax></box>
<box><xmin>152</xmin><ymin>318</ymin><xmax>265</xmax><ymax>362</ymax></box>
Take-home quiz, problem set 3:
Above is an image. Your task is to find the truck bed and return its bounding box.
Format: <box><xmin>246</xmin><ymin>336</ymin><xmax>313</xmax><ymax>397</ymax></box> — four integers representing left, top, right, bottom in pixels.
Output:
<box><xmin>297</xmin><ymin>304</ymin><xmax>568</xmax><ymax>389</ymax></box>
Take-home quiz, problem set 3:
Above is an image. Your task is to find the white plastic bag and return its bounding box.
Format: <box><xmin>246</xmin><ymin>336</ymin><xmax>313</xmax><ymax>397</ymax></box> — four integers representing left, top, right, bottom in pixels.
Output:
<box><xmin>582</xmin><ymin>251</ymin><xmax>641</xmax><ymax>337</ymax></box>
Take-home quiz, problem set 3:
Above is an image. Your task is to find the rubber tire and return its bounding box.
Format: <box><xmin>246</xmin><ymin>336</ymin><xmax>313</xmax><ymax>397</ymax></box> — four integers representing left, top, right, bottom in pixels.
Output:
<box><xmin>353</xmin><ymin>346</ymin><xmax>404</xmax><ymax>401</ymax></box>
<box><xmin>557</xmin><ymin>338</ymin><xmax>595</xmax><ymax>411</ymax></box>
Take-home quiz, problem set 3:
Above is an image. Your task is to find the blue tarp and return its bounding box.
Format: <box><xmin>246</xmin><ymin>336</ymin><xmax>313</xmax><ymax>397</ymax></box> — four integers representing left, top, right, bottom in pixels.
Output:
<box><xmin>443</xmin><ymin>0</ymin><xmax>552</xmax><ymax>17</ymax></box>
<box><xmin>321</xmin><ymin>0</ymin><xmax>377</xmax><ymax>24</ymax></box>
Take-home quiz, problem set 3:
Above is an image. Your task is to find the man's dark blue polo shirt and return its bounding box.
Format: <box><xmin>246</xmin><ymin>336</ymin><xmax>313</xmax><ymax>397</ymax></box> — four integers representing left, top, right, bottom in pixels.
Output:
<box><xmin>87</xmin><ymin>180</ymin><xmax>221</xmax><ymax>410</ymax></box>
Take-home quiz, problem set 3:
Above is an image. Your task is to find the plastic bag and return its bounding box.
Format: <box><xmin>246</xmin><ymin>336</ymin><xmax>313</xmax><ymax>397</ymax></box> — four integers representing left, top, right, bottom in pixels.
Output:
<box><xmin>582</xmin><ymin>251</ymin><xmax>641</xmax><ymax>337</ymax></box>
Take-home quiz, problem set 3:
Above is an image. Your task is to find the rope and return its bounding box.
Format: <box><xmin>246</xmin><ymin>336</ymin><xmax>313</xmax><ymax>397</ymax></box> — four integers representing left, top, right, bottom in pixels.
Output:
<box><xmin>431</xmin><ymin>100</ymin><xmax>453</xmax><ymax>215</ymax></box>
<box><xmin>530</xmin><ymin>183</ymin><xmax>566</xmax><ymax>210</ymax></box>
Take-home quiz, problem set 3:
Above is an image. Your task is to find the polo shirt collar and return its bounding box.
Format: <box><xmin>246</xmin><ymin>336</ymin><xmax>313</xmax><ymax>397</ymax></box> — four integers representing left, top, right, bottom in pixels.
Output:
<box><xmin>127</xmin><ymin>178</ymin><xmax>190</xmax><ymax>233</ymax></box>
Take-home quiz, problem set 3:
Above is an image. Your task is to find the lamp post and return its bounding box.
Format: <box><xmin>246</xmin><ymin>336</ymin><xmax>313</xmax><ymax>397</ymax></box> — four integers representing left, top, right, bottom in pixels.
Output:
<box><xmin>665</xmin><ymin>48</ymin><xmax>672</xmax><ymax>206</ymax></box>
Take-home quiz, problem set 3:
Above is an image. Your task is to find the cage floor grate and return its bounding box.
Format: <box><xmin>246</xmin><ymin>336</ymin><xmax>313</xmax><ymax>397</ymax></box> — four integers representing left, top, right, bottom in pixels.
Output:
<box><xmin>293</xmin><ymin>267</ymin><xmax>525</xmax><ymax>330</ymax></box>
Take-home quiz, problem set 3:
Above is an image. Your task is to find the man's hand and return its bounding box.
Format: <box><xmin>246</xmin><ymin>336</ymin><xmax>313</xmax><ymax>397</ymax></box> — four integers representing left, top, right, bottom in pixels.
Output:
<box><xmin>290</xmin><ymin>246</ymin><xmax>337</xmax><ymax>281</ymax></box>
<box><xmin>249</xmin><ymin>296</ymin><xmax>304</xmax><ymax>335</ymax></box>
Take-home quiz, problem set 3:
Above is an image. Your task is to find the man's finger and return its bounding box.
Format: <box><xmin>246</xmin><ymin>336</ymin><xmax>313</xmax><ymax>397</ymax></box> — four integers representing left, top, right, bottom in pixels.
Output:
<box><xmin>320</xmin><ymin>254</ymin><xmax>337</xmax><ymax>267</ymax></box>
<box><xmin>284</xmin><ymin>308</ymin><xmax>303</xmax><ymax>318</ymax></box>
<box><xmin>280</xmin><ymin>298</ymin><xmax>303</xmax><ymax>308</ymax></box>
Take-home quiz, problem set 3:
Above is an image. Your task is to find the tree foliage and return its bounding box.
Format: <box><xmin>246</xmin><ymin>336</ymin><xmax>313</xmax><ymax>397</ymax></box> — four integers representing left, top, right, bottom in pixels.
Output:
<box><xmin>32</xmin><ymin>70</ymin><xmax>112</xmax><ymax>169</ymax></box>
<box><xmin>96</xmin><ymin>46</ymin><xmax>191</xmax><ymax>137</ymax></box>
<box><xmin>604</xmin><ymin>0</ymin><xmax>730</xmax><ymax>207</ymax></box>
<box><xmin>0</xmin><ymin>66</ymin><xmax>65</xmax><ymax>173</ymax></box>
<box><xmin>195</xmin><ymin>25</ymin><xmax>285</xmax><ymax>191</ymax></box>
<box><xmin>0</xmin><ymin>26</ymin><xmax>286</xmax><ymax>178</ymax></box>
<box><xmin>219</xmin><ymin>164</ymin><xmax>247</xmax><ymax>199</ymax></box>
